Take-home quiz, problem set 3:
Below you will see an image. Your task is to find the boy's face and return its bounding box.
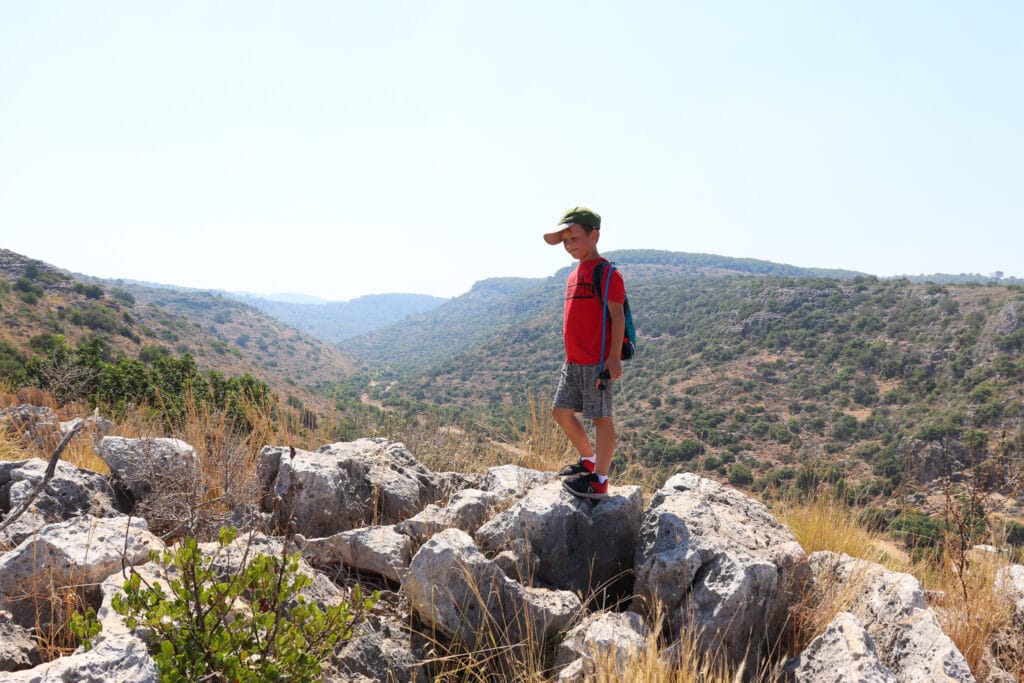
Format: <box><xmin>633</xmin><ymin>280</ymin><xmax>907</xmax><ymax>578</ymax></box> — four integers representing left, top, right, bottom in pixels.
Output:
<box><xmin>560</xmin><ymin>224</ymin><xmax>600</xmax><ymax>260</ymax></box>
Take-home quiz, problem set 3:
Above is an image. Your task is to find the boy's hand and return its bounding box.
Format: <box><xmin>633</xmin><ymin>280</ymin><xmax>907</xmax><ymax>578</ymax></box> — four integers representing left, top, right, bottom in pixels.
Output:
<box><xmin>606</xmin><ymin>356</ymin><xmax>623</xmax><ymax>381</ymax></box>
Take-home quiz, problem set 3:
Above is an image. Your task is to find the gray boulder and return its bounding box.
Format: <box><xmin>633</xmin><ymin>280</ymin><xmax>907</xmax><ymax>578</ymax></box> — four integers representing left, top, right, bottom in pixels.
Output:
<box><xmin>0</xmin><ymin>609</ymin><xmax>41</xmax><ymax>672</ymax></box>
<box><xmin>631</xmin><ymin>473</ymin><xmax>809</xmax><ymax>671</ymax></box>
<box><xmin>96</xmin><ymin>436</ymin><xmax>198</xmax><ymax>502</ymax></box>
<box><xmin>0</xmin><ymin>457</ymin><xmax>130</xmax><ymax>545</ymax></box>
<box><xmin>404</xmin><ymin>528</ymin><xmax>580</xmax><ymax>648</ymax></box>
<box><xmin>479</xmin><ymin>464</ymin><xmax>554</xmax><ymax>498</ymax></box>
<box><xmin>781</xmin><ymin>611</ymin><xmax>896</xmax><ymax>682</ymax></box>
<box><xmin>554</xmin><ymin>611</ymin><xmax>649</xmax><ymax>682</ymax></box>
<box><xmin>0</xmin><ymin>633</ymin><xmax>158</xmax><ymax>683</ymax></box>
<box><xmin>808</xmin><ymin>551</ymin><xmax>974</xmax><ymax>682</ymax></box>
<box><xmin>0</xmin><ymin>515</ymin><xmax>161</xmax><ymax>629</ymax></box>
<box><xmin>475</xmin><ymin>479</ymin><xmax>643</xmax><ymax>601</ymax></box>
<box><xmin>396</xmin><ymin>487</ymin><xmax>504</xmax><ymax>545</ymax></box>
<box><xmin>299</xmin><ymin>524</ymin><xmax>413</xmax><ymax>583</ymax></box>
<box><xmin>257</xmin><ymin>439</ymin><xmax>453</xmax><ymax>537</ymax></box>
<box><xmin>996</xmin><ymin>563</ymin><xmax>1024</xmax><ymax>625</ymax></box>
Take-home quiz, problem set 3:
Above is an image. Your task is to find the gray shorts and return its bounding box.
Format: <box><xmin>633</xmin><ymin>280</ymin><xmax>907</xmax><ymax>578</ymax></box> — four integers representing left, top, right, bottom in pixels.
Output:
<box><xmin>552</xmin><ymin>362</ymin><xmax>614</xmax><ymax>419</ymax></box>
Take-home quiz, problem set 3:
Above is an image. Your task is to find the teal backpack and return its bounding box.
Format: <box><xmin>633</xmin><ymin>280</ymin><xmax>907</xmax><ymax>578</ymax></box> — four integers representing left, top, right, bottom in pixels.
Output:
<box><xmin>593</xmin><ymin>261</ymin><xmax>636</xmax><ymax>363</ymax></box>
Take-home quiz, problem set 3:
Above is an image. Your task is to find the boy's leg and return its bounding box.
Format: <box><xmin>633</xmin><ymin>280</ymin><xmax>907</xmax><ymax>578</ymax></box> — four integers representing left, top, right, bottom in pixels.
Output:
<box><xmin>552</xmin><ymin>407</ymin><xmax>595</xmax><ymax>459</ymax></box>
<box><xmin>592</xmin><ymin>417</ymin><xmax>616</xmax><ymax>477</ymax></box>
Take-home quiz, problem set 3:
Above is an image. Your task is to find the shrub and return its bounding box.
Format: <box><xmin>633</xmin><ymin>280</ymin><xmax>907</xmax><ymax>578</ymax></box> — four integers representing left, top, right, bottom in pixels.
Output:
<box><xmin>112</xmin><ymin>527</ymin><xmax>377</xmax><ymax>682</ymax></box>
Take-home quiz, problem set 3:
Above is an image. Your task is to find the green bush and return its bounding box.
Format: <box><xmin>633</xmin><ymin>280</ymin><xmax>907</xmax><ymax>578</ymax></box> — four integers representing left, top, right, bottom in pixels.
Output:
<box><xmin>112</xmin><ymin>527</ymin><xmax>377</xmax><ymax>682</ymax></box>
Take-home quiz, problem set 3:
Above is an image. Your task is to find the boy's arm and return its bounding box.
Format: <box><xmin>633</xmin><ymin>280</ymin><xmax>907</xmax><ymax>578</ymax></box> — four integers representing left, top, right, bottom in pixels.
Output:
<box><xmin>604</xmin><ymin>300</ymin><xmax>626</xmax><ymax>381</ymax></box>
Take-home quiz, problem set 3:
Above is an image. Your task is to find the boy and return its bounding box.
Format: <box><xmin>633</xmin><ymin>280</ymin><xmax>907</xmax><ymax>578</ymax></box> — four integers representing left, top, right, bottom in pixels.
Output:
<box><xmin>543</xmin><ymin>206</ymin><xmax>626</xmax><ymax>500</ymax></box>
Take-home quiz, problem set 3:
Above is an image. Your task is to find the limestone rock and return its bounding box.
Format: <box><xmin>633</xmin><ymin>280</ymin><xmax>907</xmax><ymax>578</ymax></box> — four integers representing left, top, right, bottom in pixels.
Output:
<box><xmin>808</xmin><ymin>551</ymin><xmax>974</xmax><ymax>682</ymax></box>
<box><xmin>0</xmin><ymin>516</ymin><xmax>161</xmax><ymax>629</ymax></box>
<box><xmin>631</xmin><ymin>473</ymin><xmax>809</xmax><ymax>670</ymax></box>
<box><xmin>395</xmin><ymin>487</ymin><xmax>504</xmax><ymax>545</ymax></box>
<box><xmin>405</xmin><ymin>528</ymin><xmax>580</xmax><ymax>647</ymax></box>
<box><xmin>554</xmin><ymin>611</ymin><xmax>649</xmax><ymax>681</ymax></box>
<box><xmin>0</xmin><ymin>405</ymin><xmax>62</xmax><ymax>449</ymax></box>
<box><xmin>475</xmin><ymin>479</ymin><xmax>643</xmax><ymax>601</ymax></box>
<box><xmin>0</xmin><ymin>633</ymin><xmax>158</xmax><ymax>682</ymax></box>
<box><xmin>0</xmin><ymin>457</ymin><xmax>129</xmax><ymax>545</ymax></box>
<box><xmin>96</xmin><ymin>436</ymin><xmax>198</xmax><ymax>502</ymax></box>
<box><xmin>300</xmin><ymin>524</ymin><xmax>412</xmax><ymax>583</ymax></box>
<box><xmin>0</xmin><ymin>609</ymin><xmax>41</xmax><ymax>672</ymax></box>
<box><xmin>781</xmin><ymin>611</ymin><xmax>896</xmax><ymax>682</ymax></box>
<box><xmin>996</xmin><ymin>563</ymin><xmax>1024</xmax><ymax>625</ymax></box>
<box><xmin>257</xmin><ymin>439</ymin><xmax>451</xmax><ymax>537</ymax></box>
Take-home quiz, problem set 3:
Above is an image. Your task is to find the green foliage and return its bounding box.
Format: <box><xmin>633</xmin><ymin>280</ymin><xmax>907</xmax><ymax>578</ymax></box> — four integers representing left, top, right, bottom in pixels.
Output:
<box><xmin>727</xmin><ymin>462</ymin><xmax>754</xmax><ymax>487</ymax></box>
<box><xmin>72</xmin><ymin>282</ymin><xmax>105</xmax><ymax>299</ymax></box>
<box><xmin>0</xmin><ymin>340</ymin><xmax>27</xmax><ymax>384</ymax></box>
<box><xmin>112</xmin><ymin>527</ymin><xmax>377</xmax><ymax>682</ymax></box>
<box><xmin>19</xmin><ymin>336</ymin><xmax>273</xmax><ymax>429</ymax></box>
<box><xmin>889</xmin><ymin>509</ymin><xmax>943</xmax><ymax>559</ymax></box>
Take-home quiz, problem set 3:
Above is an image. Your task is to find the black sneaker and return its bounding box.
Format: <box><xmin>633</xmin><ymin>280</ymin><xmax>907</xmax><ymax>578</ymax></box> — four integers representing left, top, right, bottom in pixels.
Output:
<box><xmin>562</xmin><ymin>472</ymin><xmax>608</xmax><ymax>500</ymax></box>
<box><xmin>556</xmin><ymin>459</ymin><xmax>596</xmax><ymax>477</ymax></box>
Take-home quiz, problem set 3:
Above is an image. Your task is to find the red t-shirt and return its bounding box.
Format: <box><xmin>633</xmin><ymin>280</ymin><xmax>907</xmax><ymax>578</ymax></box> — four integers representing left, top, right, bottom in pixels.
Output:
<box><xmin>563</xmin><ymin>258</ymin><xmax>625</xmax><ymax>364</ymax></box>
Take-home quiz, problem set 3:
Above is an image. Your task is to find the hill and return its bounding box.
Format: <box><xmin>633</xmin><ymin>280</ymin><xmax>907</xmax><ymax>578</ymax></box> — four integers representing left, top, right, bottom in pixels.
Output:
<box><xmin>230</xmin><ymin>292</ymin><xmax>449</xmax><ymax>344</ymax></box>
<box><xmin>346</xmin><ymin>254</ymin><xmax>1024</xmax><ymax>504</ymax></box>
<box><xmin>0</xmin><ymin>249</ymin><xmax>354</xmax><ymax>411</ymax></box>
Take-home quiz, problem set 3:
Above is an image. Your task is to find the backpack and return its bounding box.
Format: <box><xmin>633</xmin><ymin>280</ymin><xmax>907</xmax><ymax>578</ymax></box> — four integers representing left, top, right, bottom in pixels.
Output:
<box><xmin>593</xmin><ymin>261</ymin><xmax>636</xmax><ymax>362</ymax></box>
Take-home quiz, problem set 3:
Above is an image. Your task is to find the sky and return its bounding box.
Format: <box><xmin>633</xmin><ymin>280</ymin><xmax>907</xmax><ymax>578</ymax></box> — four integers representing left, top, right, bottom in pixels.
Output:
<box><xmin>2</xmin><ymin>2</ymin><xmax>1022</xmax><ymax>301</ymax></box>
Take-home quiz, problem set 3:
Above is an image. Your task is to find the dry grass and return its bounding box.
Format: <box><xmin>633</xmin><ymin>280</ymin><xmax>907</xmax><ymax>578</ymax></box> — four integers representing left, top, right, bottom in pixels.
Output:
<box><xmin>774</xmin><ymin>495</ymin><xmax>911</xmax><ymax>572</ymax></box>
<box><xmin>917</xmin><ymin>542</ymin><xmax>1018</xmax><ymax>678</ymax></box>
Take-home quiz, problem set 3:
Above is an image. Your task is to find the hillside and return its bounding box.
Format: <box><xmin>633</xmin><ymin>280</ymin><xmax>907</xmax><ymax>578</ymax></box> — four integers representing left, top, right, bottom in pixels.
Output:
<box><xmin>344</xmin><ymin>249</ymin><xmax>869</xmax><ymax>374</ymax></box>
<box><xmin>350</xmin><ymin>260</ymin><xmax>1024</xmax><ymax>506</ymax></box>
<box><xmin>0</xmin><ymin>249</ymin><xmax>354</xmax><ymax>411</ymax></box>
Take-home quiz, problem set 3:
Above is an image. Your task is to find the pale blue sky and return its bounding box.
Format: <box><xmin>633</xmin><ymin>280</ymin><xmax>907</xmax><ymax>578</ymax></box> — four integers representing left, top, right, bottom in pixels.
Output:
<box><xmin>2</xmin><ymin>2</ymin><xmax>1021</xmax><ymax>300</ymax></box>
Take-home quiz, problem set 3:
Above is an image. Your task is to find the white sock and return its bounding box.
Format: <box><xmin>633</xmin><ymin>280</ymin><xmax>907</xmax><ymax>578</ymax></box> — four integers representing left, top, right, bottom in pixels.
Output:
<box><xmin>596</xmin><ymin>474</ymin><xmax>607</xmax><ymax>484</ymax></box>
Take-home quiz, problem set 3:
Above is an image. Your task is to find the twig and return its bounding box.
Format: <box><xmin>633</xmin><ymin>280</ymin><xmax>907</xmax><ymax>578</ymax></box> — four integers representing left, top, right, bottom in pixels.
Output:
<box><xmin>0</xmin><ymin>421</ymin><xmax>84</xmax><ymax>536</ymax></box>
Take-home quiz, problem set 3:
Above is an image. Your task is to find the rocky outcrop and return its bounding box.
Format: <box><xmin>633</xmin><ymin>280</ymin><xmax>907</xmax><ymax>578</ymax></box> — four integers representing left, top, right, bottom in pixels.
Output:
<box><xmin>257</xmin><ymin>439</ymin><xmax>470</xmax><ymax>537</ymax></box>
<box><xmin>806</xmin><ymin>551</ymin><xmax>975</xmax><ymax>682</ymax></box>
<box><xmin>0</xmin><ymin>434</ymin><xmax>987</xmax><ymax>681</ymax></box>
<box><xmin>631</xmin><ymin>473</ymin><xmax>810</xmax><ymax>671</ymax></box>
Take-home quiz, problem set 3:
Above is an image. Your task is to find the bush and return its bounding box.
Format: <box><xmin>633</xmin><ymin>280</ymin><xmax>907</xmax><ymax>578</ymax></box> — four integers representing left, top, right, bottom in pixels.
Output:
<box><xmin>112</xmin><ymin>527</ymin><xmax>377</xmax><ymax>682</ymax></box>
<box><xmin>727</xmin><ymin>462</ymin><xmax>754</xmax><ymax>487</ymax></box>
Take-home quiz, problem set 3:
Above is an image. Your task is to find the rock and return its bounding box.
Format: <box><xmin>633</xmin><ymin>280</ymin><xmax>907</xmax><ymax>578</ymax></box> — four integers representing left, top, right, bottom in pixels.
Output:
<box><xmin>631</xmin><ymin>473</ymin><xmax>810</xmax><ymax>671</ymax></box>
<box><xmin>0</xmin><ymin>457</ymin><xmax>130</xmax><ymax>545</ymax></box>
<box><xmin>405</xmin><ymin>528</ymin><xmax>580</xmax><ymax>648</ymax></box>
<box><xmin>0</xmin><ymin>405</ymin><xmax>62</xmax><ymax>449</ymax></box>
<box><xmin>0</xmin><ymin>609</ymin><xmax>41</xmax><ymax>672</ymax></box>
<box><xmin>554</xmin><ymin>611</ymin><xmax>649</xmax><ymax>681</ymax></box>
<box><xmin>257</xmin><ymin>439</ymin><xmax>450</xmax><ymax>537</ymax></box>
<box><xmin>396</xmin><ymin>488</ymin><xmax>504</xmax><ymax>545</ymax></box>
<box><xmin>475</xmin><ymin>479</ymin><xmax>643</xmax><ymax>602</ymax></box>
<box><xmin>300</xmin><ymin>525</ymin><xmax>412</xmax><ymax>583</ymax></box>
<box><xmin>808</xmin><ymin>551</ymin><xmax>975</xmax><ymax>682</ymax></box>
<box><xmin>781</xmin><ymin>611</ymin><xmax>896</xmax><ymax>682</ymax></box>
<box><xmin>0</xmin><ymin>516</ymin><xmax>161</xmax><ymax>629</ymax></box>
<box><xmin>0</xmin><ymin>633</ymin><xmax>158</xmax><ymax>682</ymax></box>
<box><xmin>328</xmin><ymin>615</ymin><xmax>424</xmax><ymax>683</ymax></box>
<box><xmin>96</xmin><ymin>436</ymin><xmax>198</xmax><ymax>502</ymax></box>
<box><xmin>479</xmin><ymin>464</ymin><xmax>553</xmax><ymax>498</ymax></box>
<box><xmin>996</xmin><ymin>564</ymin><xmax>1024</xmax><ymax>625</ymax></box>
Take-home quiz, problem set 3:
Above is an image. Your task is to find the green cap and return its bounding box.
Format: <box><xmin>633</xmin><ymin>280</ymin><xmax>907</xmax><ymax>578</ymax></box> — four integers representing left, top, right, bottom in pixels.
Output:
<box><xmin>543</xmin><ymin>206</ymin><xmax>601</xmax><ymax>244</ymax></box>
